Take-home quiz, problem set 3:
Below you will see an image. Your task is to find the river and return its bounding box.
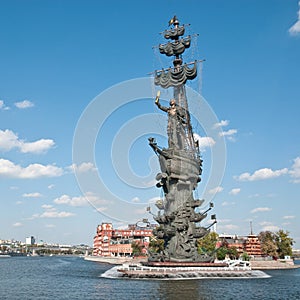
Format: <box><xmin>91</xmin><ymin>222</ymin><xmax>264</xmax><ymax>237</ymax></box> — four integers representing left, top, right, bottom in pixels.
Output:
<box><xmin>0</xmin><ymin>256</ymin><xmax>299</xmax><ymax>299</ymax></box>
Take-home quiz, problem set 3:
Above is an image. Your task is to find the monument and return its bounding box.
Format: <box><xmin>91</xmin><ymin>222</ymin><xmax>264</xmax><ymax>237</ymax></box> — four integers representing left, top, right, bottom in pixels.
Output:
<box><xmin>113</xmin><ymin>16</ymin><xmax>268</xmax><ymax>279</ymax></box>
<box><xmin>147</xmin><ymin>15</ymin><xmax>216</xmax><ymax>263</ymax></box>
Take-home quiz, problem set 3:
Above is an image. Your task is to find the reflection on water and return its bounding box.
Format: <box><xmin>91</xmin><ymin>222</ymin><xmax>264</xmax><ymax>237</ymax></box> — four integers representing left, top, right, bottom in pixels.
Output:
<box><xmin>158</xmin><ymin>280</ymin><xmax>201</xmax><ymax>300</ymax></box>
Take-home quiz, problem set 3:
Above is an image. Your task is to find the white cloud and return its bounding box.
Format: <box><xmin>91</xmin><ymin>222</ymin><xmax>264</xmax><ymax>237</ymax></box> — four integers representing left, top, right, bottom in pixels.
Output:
<box><xmin>48</xmin><ymin>184</ymin><xmax>55</xmax><ymax>189</ymax></box>
<box><xmin>229</xmin><ymin>188</ymin><xmax>240</xmax><ymax>195</ymax></box>
<box><xmin>261</xmin><ymin>225</ymin><xmax>279</xmax><ymax>232</ymax></box>
<box><xmin>236</xmin><ymin>167</ymin><xmax>288</xmax><ymax>181</ymax></box>
<box><xmin>193</xmin><ymin>133</ymin><xmax>215</xmax><ymax>151</ymax></box>
<box><xmin>68</xmin><ymin>162</ymin><xmax>96</xmax><ymax>173</ymax></box>
<box><xmin>10</xmin><ymin>186</ymin><xmax>19</xmax><ymax>190</ymax></box>
<box><xmin>54</xmin><ymin>194</ymin><xmax>88</xmax><ymax>207</ymax></box>
<box><xmin>289</xmin><ymin>157</ymin><xmax>300</xmax><ymax>183</ymax></box>
<box><xmin>213</xmin><ymin>120</ymin><xmax>229</xmax><ymax>129</ymax></box>
<box><xmin>13</xmin><ymin>222</ymin><xmax>23</xmax><ymax>227</ymax></box>
<box><xmin>40</xmin><ymin>210</ymin><xmax>74</xmax><ymax>218</ymax></box>
<box><xmin>219</xmin><ymin>129</ymin><xmax>237</xmax><ymax>141</ymax></box>
<box><xmin>221</xmin><ymin>201</ymin><xmax>235</xmax><ymax>206</ymax></box>
<box><xmin>42</xmin><ymin>204</ymin><xmax>53</xmax><ymax>209</ymax></box>
<box><xmin>290</xmin><ymin>21</ymin><xmax>300</xmax><ymax>35</ymax></box>
<box><xmin>289</xmin><ymin>1</ymin><xmax>300</xmax><ymax>35</ymax></box>
<box><xmin>22</xmin><ymin>192</ymin><xmax>43</xmax><ymax>198</ymax></box>
<box><xmin>53</xmin><ymin>192</ymin><xmax>109</xmax><ymax>207</ymax></box>
<box><xmin>131</xmin><ymin>197</ymin><xmax>140</xmax><ymax>203</ymax></box>
<box><xmin>14</xmin><ymin>100</ymin><xmax>34</xmax><ymax>109</ymax></box>
<box><xmin>0</xmin><ymin>100</ymin><xmax>10</xmax><ymax>110</ymax></box>
<box><xmin>258</xmin><ymin>221</ymin><xmax>280</xmax><ymax>232</ymax></box>
<box><xmin>251</xmin><ymin>207</ymin><xmax>272</xmax><ymax>214</ymax></box>
<box><xmin>212</xmin><ymin>120</ymin><xmax>238</xmax><ymax>141</ymax></box>
<box><xmin>20</xmin><ymin>139</ymin><xmax>55</xmax><ymax>154</ymax></box>
<box><xmin>0</xmin><ymin>129</ymin><xmax>55</xmax><ymax>154</ymax></box>
<box><xmin>259</xmin><ymin>221</ymin><xmax>273</xmax><ymax>226</ymax></box>
<box><xmin>32</xmin><ymin>205</ymin><xmax>75</xmax><ymax>219</ymax></box>
<box><xmin>0</xmin><ymin>129</ymin><xmax>20</xmax><ymax>151</ymax></box>
<box><xmin>0</xmin><ymin>158</ymin><xmax>63</xmax><ymax>179</ymax></box>
<box><xmin>283</xmin><ymin>215</ymin><xmax>295</xmax><ymax>220</ymax></box>
<box><xmin>208</xmin><ymin>186</ymin><xmax>223</xmax><ymax>194</ymax></box>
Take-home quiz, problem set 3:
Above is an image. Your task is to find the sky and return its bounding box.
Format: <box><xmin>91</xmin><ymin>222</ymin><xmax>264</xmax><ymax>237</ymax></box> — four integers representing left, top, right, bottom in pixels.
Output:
<box><xmin>0</xmin><ymin>0</ymin><xmax>300</xmax><ymax>247</ymax></box>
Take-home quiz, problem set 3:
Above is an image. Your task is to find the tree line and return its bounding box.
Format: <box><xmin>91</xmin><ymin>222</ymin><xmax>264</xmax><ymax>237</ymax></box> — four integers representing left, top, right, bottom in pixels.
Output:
<box><xmin>144</xmin><ymin>229</ymin><xmax>294</xmax><ymax>260</ymax></box>
<box><xmin>258</xmin><ymin>230</ymin><xmax>294</xmax><ymax>259</ymax></box>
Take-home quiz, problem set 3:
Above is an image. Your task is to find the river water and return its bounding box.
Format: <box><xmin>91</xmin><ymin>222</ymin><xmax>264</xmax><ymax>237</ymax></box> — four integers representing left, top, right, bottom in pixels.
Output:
<box><xmin>0</xmin><ymin>256</ymin><xmax>299</xmax><ymax>300</ymax></box>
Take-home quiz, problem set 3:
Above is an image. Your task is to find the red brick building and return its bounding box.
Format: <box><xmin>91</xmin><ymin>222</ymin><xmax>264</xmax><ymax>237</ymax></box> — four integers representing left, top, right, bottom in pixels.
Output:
<box><xmin>244</xmin><ymin>234</ymin><xmax>263</xmax><ymax>257</ymax></box>
<box><xmin>216</xmin><ymin>234</ymin><xmax>263</xmax><ymax>257</ymax></box>
<box><xmin>93</xmin><ymin>223</ymin><xmax>263</xmax><ymax>258</ymax></box>
<box><xmin>93</xmin><ymin>223</ymin><xmax>153</xmax><ymax>257</ymax></box>
<box><xmin>216</xmin><ymin>235</ymin><xmax>246</xmax><ymax>256</ymax></box>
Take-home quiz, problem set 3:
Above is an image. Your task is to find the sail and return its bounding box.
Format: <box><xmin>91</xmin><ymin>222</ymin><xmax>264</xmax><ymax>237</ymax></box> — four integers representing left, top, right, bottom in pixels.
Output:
<box><xmin>159</xmin><ymin>36</ymin><xmax>191</xmax><ymax>56</ymax></box>
<box><xmin>164</xmin><ymin>25</ymin><xmax>185</xmax><ymax>39</ymax></box>
<box><xmin>154</xmin><ymin>61</ymin><xmax>197</xmax><ymax>88</ymax></box>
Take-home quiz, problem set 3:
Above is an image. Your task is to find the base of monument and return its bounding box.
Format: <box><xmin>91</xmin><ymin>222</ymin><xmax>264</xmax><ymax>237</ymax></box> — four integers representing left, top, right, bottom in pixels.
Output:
<box><xmin>141</xmin><ymin>261</ymin><xmax>228</xmax><ymax>268</ymax></box>
<box><xmin>112</xmin><ymin>259</ymin><xmax>270</xmax><ymax>280</ymax></box>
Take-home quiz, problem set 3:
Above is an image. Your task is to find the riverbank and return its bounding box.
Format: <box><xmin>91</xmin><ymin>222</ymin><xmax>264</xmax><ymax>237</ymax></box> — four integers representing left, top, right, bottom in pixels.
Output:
<box><xmin>84</xmin><ymin>255</ymin><xmax>130</xmax><ymax>264</ymax></box>
<box><xmin>85</xmin><ymin>255</ymin><xmax>300</xmax><ymax>270</ymax></box>
<box><xmin>250</xmin><ymin>259</ymin><xmax>300</xmax><ymax>270</ymax></box>
<box><xmin>84</xmin><ymin>255</ymin><xmax>147</xmax><ymax>265</ymax></box>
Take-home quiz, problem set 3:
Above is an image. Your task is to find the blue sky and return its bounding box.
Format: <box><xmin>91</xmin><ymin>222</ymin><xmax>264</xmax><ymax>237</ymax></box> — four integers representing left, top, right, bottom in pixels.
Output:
<box><xmin>1</xmin><ymin>0</ymin><xmax>300</xmax><ymax>247</ymax></box>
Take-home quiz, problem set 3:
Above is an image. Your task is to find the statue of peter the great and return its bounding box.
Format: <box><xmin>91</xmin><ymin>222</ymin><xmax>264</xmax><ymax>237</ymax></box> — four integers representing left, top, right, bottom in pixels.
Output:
<box><xmin>155</xmin><ymin>91</ymin><xmax>186</xmax><ymax>150</ymax></box>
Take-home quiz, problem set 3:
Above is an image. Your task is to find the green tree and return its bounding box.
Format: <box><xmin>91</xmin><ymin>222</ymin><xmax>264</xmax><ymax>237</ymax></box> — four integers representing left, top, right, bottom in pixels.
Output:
<box><xmin>131</xmin><ymin>240</ymin><xmax>144</xmax><ymax>257</ymax></box>
<box><xmin>258</xmin><ymin>231</ymin><xmax>278</xmax><ymax>257</ymax></box>
<box><xmin>259</xmin><ymin>230</ymin><xmax>294</xmax><ymax>259</ymax></box>
<box><xmin>240</xmin><ymin>252</ymin><xmax>250</xmax><ymax>261</ymax></box>
<box><xmin>227</xmin><ymin>247</ymin><xmax>239</xmax><ymax>260</ymax></box>
<box><xmin>275</xmin><ymin>230</ymin><xmax>294</xmax><ymax>259</ymax></box>
<box><xmin>216</xmin><ymin>246</ymin><xmax>227</xmax><ymax>260</ymax></box>
<box><xmin>148</xmin><ymin>236</ymin><xmax>164</xmax><ymax>253</ymax></box>
<box><xmin>197</xmin><ymin>231</ymin><xmax>219</xmax><ymax>254</ymax></box>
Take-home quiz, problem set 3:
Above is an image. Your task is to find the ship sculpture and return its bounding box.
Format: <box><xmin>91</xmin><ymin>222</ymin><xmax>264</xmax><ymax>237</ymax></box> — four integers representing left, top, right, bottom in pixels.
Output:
<box><xmin>148</xmin><ymin>16</ymin><xmax>216</xmax><ymax>263</ymax></box>
<box><xmin>113</xmin><ymin>16</ymin><xmax>268</xmax><ymax>279</ymax></box>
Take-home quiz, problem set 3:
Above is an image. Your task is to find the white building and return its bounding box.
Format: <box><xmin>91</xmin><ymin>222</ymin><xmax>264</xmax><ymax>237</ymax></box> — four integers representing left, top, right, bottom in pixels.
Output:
<box><xmin>25</xmin><ymin>236</ymin><xmax>35</xmax><ymax>245</ymax></box>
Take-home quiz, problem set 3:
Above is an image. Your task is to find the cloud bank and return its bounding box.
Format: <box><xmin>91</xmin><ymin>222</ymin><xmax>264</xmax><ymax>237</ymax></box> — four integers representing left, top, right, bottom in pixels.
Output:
<box><xmin>14</xmin><ymin>100</ymin><xmax>34</xmax><ymax>109</ymax></box>
<box><xmin>0</xmin><ymin>129</ymin><xmax>55</xmax><ymax>154</ymax></box>
<box><xmin>193</xmin><ymin>133</ymin><xmax>215</xmax><ymax>151</ymax></box>
<box><xmin>289</xmin><ymin>1</ymin><xmax>300</xmax><ymax>35</ymax></box>
<box><xmin>0</xmin><ymin>159</ymin><xmax>63</xmax><ymax>179</ymax></box>
<box><xmin>236</xmin><ymin>167</ymin><xmax>288</xmax><ymax>181</ymax></box>
<box><xmin>289</xmin><ymin>157</ymin><xmax>300</xmax><ymax>183</ymax></box>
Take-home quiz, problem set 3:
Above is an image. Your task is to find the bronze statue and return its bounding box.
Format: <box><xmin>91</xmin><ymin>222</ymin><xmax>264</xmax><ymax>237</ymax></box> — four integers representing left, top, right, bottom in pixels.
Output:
<box><xmin>148</xmin><ymin>17</ymin><xmax>216</xmax><ymax>263</ymax></box>
<box><xmin>155</xmin><ymin>91</ymin><xmax>186</xmax><ymax>149</ymax></box>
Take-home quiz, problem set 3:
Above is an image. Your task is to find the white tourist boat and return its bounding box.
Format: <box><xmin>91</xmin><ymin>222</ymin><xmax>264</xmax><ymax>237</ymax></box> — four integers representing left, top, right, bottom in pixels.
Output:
<box><xmin>116</xmin><ymin>259</ymin><xmax>257</xmax><ymax>279</ymax></box>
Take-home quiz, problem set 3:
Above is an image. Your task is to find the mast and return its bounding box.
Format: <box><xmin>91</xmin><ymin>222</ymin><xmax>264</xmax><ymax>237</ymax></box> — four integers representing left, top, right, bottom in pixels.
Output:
<box><xmin>155</xmin><ymin>16</ymin><xmax>198</xmax><ymax>154</ymax></box>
